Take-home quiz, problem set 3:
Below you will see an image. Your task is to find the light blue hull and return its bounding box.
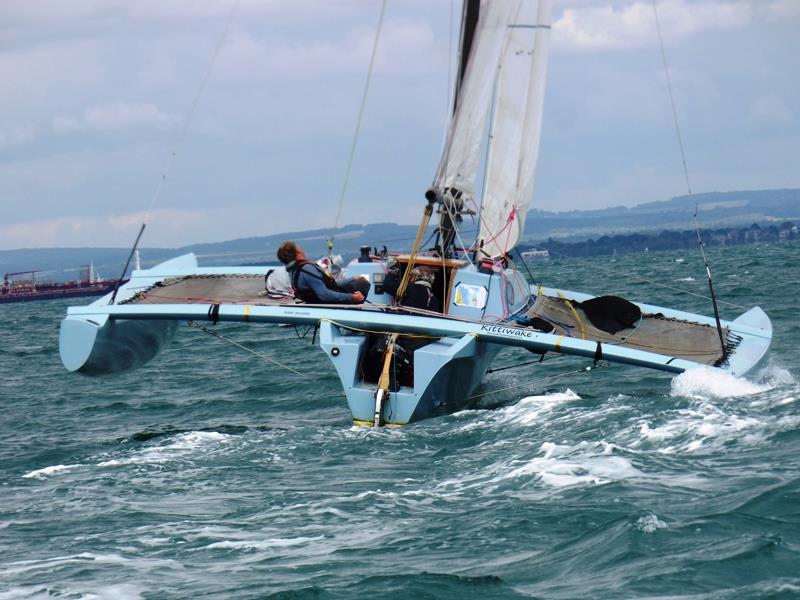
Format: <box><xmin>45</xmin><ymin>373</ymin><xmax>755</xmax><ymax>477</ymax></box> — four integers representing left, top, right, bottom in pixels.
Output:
<box><xmin>319</xmin><ymin>321</ymin><xmax>500</xmax><ymax>425</ymax></box>
<box><xmin>58</xmin><ymin>253</ymin><xmax>773</xmax><ymax>426</ymax></box>
<box><xmin>60</xmin><ymin>313</ymin><xmax>177</xmax><ymax>375</ymax></box>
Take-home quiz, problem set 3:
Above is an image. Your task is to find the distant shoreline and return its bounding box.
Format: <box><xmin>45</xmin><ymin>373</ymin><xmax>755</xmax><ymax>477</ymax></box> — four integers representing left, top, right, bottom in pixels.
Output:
<box><xmin>520</xmin><ymin>221</ymin><xmax>799</xmax><ymax>258</ymax></box>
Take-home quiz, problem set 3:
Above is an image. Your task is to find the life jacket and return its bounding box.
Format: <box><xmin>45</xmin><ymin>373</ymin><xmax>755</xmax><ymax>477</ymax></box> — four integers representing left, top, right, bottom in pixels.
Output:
<box><xmin>288</xmin><ymin>259</ymin><xmax>343</xmax><ymax>303</ymax></box>
<box><xmin>413</xmin><ymin>280</ymin><xmax>440</xmax><ymax>311</ymax></box>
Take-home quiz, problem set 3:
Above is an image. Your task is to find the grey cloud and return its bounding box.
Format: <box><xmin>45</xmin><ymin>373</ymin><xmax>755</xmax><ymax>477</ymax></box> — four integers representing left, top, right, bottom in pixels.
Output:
<box><xmin>52</xmin><ymin>102</ymin><xmax>181</xmax><ymax>134</ymax></box>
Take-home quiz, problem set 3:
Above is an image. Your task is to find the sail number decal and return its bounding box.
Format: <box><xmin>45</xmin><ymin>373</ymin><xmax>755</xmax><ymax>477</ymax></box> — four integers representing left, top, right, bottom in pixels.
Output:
<box><xmin>480</xmin><ymin>325</ymin><xmax>533</xmax><ymax>339</ymax></box>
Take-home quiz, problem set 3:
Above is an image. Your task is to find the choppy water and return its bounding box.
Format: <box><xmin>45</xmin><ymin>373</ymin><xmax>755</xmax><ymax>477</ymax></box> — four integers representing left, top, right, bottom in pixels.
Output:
<box><xmin>1</xmin><ymin>243</ymin><xmax>799</xmax><ymax>599</ymax></box>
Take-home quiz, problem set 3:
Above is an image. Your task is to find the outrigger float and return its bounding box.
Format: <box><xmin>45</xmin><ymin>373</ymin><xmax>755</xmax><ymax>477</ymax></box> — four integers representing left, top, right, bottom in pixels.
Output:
<box><xmin>59</xmin><ymin>0</ymin><xmax>771</xmax><ymax>426</ymax></box>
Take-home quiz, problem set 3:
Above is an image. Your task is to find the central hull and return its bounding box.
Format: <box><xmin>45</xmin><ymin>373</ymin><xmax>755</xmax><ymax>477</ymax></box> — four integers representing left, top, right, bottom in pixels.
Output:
<box><xmin>319</xmin><ymin>321</ymin><xmax>501</xmax><ymax>426</ymax></box>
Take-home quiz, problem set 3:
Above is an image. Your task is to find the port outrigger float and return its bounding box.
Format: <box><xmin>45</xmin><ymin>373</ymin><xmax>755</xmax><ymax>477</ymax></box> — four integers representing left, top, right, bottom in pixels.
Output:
<box><xmin>59</xmin><ymin>0</ymin><xmax>771</xmax><ymax>426</ymax></box>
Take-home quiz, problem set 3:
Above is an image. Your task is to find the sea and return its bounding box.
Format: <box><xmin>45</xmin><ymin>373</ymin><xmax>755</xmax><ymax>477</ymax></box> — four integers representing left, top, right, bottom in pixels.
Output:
<box><xmin>1</xmin><ymin>243</ymin><xmax>798</xmax><ymax>599</ymax></box>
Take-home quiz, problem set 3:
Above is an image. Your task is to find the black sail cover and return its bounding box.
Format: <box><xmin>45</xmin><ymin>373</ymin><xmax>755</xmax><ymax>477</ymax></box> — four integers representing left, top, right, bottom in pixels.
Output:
<box><xmin>577</xmin><ymin>295</ymin><xmax>642</xmax><ymax>334</ymax></box>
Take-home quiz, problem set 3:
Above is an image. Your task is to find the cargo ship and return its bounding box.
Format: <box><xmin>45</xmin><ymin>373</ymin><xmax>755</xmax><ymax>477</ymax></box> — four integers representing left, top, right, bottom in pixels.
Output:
<box><xmin>1</xmin><ymin>265</ymin><xmax>123</xmax><ymax>304</ymax></box>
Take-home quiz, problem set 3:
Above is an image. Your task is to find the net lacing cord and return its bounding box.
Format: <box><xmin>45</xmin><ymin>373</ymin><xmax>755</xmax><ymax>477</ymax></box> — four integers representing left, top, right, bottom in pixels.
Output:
<box><xmin>327</xmin><ymin>0</ymin><xmax>387</xmax><ymax>257</ymax></box>
<box><xmin>321</xmin><ymin>318</ymin><xmax>439</xmax><ymax>341</ymax></box>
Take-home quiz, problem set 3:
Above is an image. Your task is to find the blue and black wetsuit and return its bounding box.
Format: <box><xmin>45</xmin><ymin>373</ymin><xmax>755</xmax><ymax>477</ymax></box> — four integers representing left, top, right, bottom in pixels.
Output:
<box><xmin>289</xmin><ymin>260</ymin><xmax>369</xmax><ymax>304</ymax></box>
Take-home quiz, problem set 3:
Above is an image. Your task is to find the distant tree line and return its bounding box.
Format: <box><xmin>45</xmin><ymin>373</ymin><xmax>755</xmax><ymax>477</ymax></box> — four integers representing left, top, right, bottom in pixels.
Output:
<box><xmin>519</xmin><ymin>221</ymin><xmax>799</xmax><ymax>258</ymax></box>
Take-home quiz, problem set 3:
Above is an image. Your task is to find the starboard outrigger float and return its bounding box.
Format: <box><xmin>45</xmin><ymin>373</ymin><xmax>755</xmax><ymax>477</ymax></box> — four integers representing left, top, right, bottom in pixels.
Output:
<box><xmin>59</xmin><ymin>0</ymin><xmax>772</xmax><ymax>427</ymax></box>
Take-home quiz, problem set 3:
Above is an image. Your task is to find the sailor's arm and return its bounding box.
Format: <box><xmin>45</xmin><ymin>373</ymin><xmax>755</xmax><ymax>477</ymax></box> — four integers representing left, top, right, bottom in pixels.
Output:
<box><xmin>298</xmin><ymin>267</ymin><xmax>354</xmax><ymax>303</ymax></box>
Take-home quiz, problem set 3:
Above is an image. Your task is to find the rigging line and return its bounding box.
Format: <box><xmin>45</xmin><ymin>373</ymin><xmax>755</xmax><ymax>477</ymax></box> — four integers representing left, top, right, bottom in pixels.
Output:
<box><xmin>442</xmin><ymin>194</ymin><xmax>476</xmax><ymax>265</ymax></box>
<box><xmin>693</xmin><ymin>203</ymin><xmax>728</xmax><ymax>358</ymax></box>
<box><xmin>433</xmin><ymin>2</ymin><xmax>468</xmax><ymax>199</ymax></box>
<box><xmin>514</xmin><ymin>247</ymin><xmax>539</xmax><ymax>286</ymax></box>
<box><xmin>187</xmin><ymin>321</ymin><xmax>313</xmax><ymax>381</ymax></box>
<box><xmin>110</xmin><ymin>0</ymin><xmax>240</xmax><ymax>306</ymax></box>
<box><xmin>328</xmin><ymin>0</ymin><xmax>388</xmax><ymax>256</ymax></box>
<box><xmin>147</xmin><ymin>0</ymin><xmax>240</xmax><ymax>224</ymax></box>
<box><xmin>486</xmin><ymin>353</ymin><xmax>562</xmax><ymax>374</ymax></box>
<box><xmin>475</xmin><ymin>55</ymin><xmax>501</xmax><ymax>252</ymax></box>
<box><xmin>396</xmin><ymin>204</ymin><xmax>435</xmax><ymax>301</ymax></box>
<box><xmin>467</xmin><ymin>363</ymin><xmax>607</xmax><ymax>401</ymax></box>
<box><xmin>653</xmin><ymin>0</ymin><xmax>726</xmax><ymax>358</ymax></box>
<box><xmin>652</xmin><ymin>0</ymin><xmax>691</xmax><ymax>196</ymax></box>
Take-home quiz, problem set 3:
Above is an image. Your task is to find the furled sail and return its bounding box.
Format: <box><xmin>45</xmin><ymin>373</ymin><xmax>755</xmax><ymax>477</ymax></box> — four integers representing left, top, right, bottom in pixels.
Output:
<box><xmin>430</xmin><ymin>0</ymin><xmax>551</xmax><ymax>258</ymax></box>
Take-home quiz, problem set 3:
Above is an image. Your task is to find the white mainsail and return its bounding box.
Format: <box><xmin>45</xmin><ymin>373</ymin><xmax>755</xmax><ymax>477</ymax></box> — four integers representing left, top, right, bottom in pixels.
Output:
<box><xmin>480</xmin><ymin>0</ymin><xmax>551</xmax><ymax>258</ymax></box>
<box><xmin>432</xmin><ymin>0</ymin><xmax>522</xmax><ymax>203</ymax></box>
<box><xmin>431</xmin><ymin>0</ymin><xmax>551</xmax><ymax>258</ymax></box>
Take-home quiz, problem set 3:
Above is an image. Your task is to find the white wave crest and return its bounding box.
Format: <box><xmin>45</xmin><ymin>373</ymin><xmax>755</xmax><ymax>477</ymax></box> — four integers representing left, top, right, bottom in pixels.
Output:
<box><xmin>638</xmin><ymin>406</ymin><xmax>765</xmax><ymax>454</ymax></box>
<box><xmin>636</xmin><ymin>513</ymin><xmax>667</xmax><ymax>534</ymax></box>
<box><xmin>97</xmin><ymin>431</ymin><xmax>231</xmax><ymax>467</ymax></box>
<box><xmin>757</xmin><ymin>364</ymin><xmax>797</xmax><ymax>387</ymax></box>
<box><xmin>207</xmin><ymin>536</ymin><xmax>322</xmax><ymax>551</ymax></box>
<box><xmin>504</xmin><ymin>440</ymin><xmax>639</xmax><ymax>488</ymax></box>
<box><xmin>455</xmin><ymin>388</ymin><xmax>580</xmax><ymax>432</ymax></box>
<box><xmin>507</xmin><ymin>389</ymin><xmax>581</xmax><ymax>426</ymax></box>
<box><xmin>22</xmin><ymin>464</ymin><xmax>80</xmax><ymax>479</ymax></box>
<box><xmin>670</xmin><ymin>368</ymin><xmax>771</xmax><ymax>399</ymax></box>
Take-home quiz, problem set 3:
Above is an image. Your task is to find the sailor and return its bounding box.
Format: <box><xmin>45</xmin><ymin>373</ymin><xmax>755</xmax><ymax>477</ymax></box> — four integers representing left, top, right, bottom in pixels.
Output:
<box><xmin>276</xmin><ymin>241</ymin><xmax>369</xmax><ymax>304</ymax></box>
<box><xmin>383</xmin><ymin>261</ymin><xmax>441</xmax><ymax>312</ymax></box>
<box><xmin>404</xmin><ymin>266</ymin><xmax>441</xmax><ymax>312</ymax></box>
<box><xmin>382</xmin><ymin>258</ymin><xmax>401</xmax><ymax>298</ymax></box>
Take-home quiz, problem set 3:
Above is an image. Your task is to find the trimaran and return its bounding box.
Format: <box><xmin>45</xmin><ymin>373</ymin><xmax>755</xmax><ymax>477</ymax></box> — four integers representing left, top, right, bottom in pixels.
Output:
<box><xmin>59</xmin><ymin>0</ymin><xmax>772</xmax><ymax>427</ymax></box>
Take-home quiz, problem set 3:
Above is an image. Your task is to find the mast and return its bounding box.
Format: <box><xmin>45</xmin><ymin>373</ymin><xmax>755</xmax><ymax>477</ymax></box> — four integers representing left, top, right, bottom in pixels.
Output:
<box><xmin>426</xmin><ymin>0</ymin><xmax>483</xmax><ymax>256</ymax></box>
<box><xmin>453</xmin><ymin>0</ymin><xmax>481</xmax><ymax>116</ymax></box>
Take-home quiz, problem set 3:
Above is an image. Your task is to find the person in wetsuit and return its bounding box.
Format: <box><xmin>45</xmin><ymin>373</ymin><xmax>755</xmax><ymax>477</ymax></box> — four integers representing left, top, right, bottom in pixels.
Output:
<box><xmin>277</xmin><ymin>241</ymin><xmax>369</xmax><ymax>304</ymax></box>
<box><xmin>383</xmin><ymin>261</ymin><xmax>441</xmax><ymax>312</ymax></box>
<box><xmin>367</xmin><ymin>263</ymin><xmax>441</xmax><ymax>387</ymax></box>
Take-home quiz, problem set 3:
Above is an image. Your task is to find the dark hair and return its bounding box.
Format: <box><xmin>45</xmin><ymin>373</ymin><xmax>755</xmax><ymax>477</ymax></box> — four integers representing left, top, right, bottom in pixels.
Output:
<box><xmin>277</xmin><ymin>241</ymin><xmax>298</xmax><ymax>264</ymax></box>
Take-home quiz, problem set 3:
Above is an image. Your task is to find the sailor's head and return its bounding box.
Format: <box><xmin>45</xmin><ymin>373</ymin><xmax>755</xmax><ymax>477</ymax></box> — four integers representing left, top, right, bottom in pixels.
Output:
<box><xmin>411</xmin><ymin>266</ymin><xmax>435</xmax><ymax>284</ymax></box>
<box><xmin>277</xmin><ymin>241</ymin><xmax>305</xmax><ymax>264</ymax></box>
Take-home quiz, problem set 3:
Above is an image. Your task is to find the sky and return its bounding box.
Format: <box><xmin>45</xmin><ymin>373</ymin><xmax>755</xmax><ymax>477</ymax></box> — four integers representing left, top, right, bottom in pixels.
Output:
<box><xmin>0</xmin><ymin>0</ymin><xmax>798</xmax><ymax>250</ymax></box>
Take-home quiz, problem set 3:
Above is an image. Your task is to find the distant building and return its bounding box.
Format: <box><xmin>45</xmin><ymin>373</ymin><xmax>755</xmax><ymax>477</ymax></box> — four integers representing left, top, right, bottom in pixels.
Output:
<box><xmin>520</xmin><ymin>249</ymin><xmax>550</xmax><ymax>260</ymax></box>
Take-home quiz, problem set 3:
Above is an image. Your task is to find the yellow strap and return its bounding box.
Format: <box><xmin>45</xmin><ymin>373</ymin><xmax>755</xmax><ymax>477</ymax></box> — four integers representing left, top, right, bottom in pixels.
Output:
<box><xmin>377</xmin><ymin>333</ymin><xmax>400</xmax><ymax>392</ymax></box>
<box><xmin>244</xmin><ymin>304</ymin><xmax>251</xmax><ymax>322</ymax></box>
<box><xmin>558</xmin><ymin>291</ymin><xmax>585</xmax><ymax>339</ymax></box>
<box><xmin>396</xmin><ymin>204</ymin><xmax>433</xmax><ymax>300</ymax></box>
